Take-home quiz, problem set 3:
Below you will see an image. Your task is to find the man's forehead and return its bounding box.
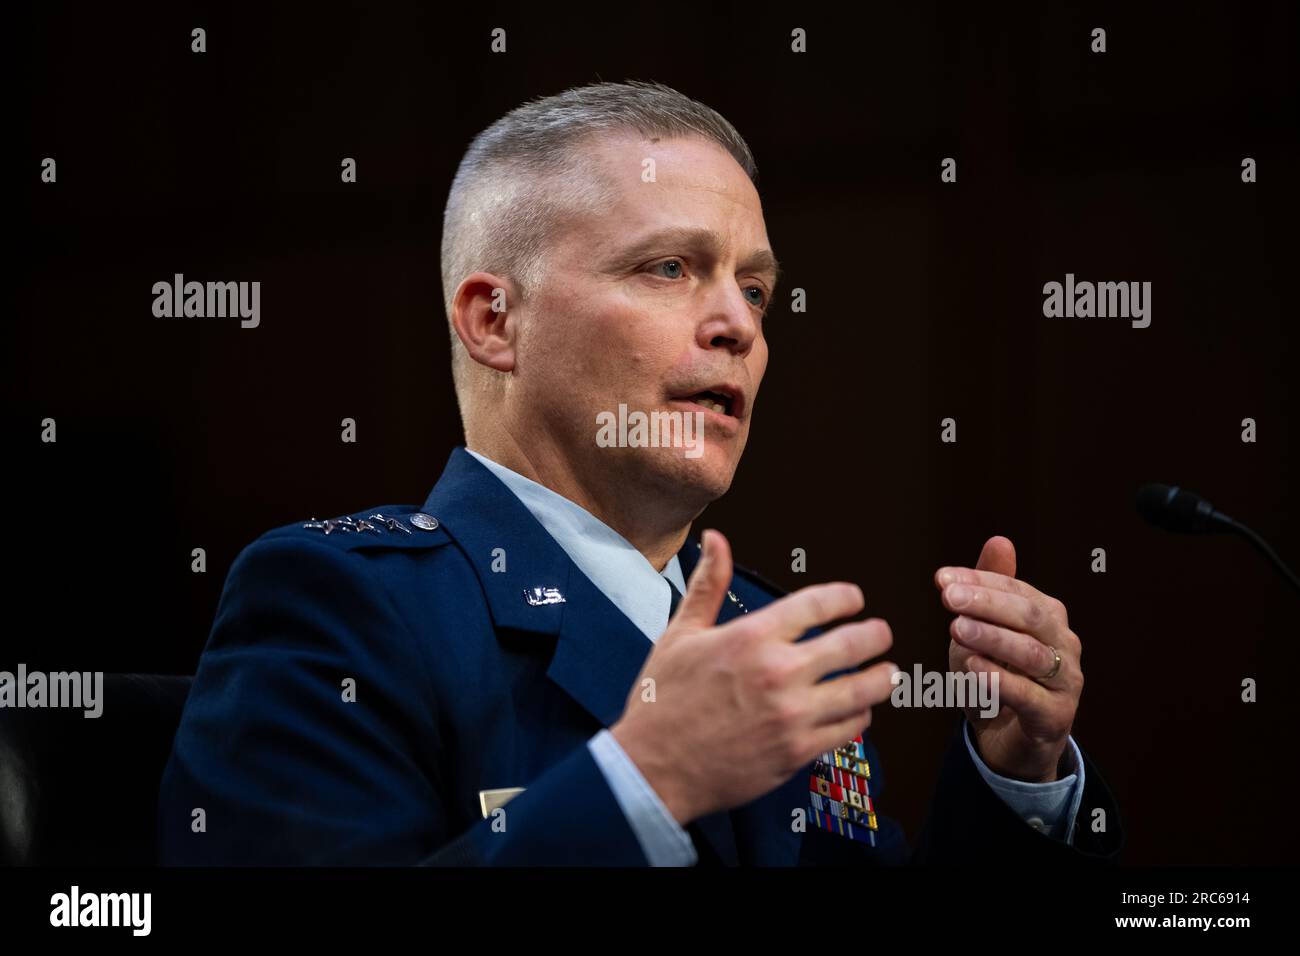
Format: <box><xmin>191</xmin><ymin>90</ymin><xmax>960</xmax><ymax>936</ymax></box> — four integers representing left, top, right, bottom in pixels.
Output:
<box><xmin>564</xmin><ymin>137</ymin><xmax>776</xmax><ymax>275</ymax></box>
<box><xmin>584</xmin><ymin>131</ymin><xmax>754</xmax><ymax>199</ymax></box>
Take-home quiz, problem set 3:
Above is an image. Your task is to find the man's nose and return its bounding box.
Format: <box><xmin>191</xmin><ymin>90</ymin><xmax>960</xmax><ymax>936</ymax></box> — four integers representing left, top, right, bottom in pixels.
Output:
<box><xmin>696</xmin><ymin>281</ymin><xmax>760</xmax><ymax>356</ymax></box>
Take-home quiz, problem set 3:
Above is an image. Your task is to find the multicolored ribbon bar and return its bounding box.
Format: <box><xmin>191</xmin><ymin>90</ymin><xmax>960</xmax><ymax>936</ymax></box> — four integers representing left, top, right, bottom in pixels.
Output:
<box><xmin>807</xmin><ymin>734</ymin><xmax>878</xmax><ymax>846</ymax></box>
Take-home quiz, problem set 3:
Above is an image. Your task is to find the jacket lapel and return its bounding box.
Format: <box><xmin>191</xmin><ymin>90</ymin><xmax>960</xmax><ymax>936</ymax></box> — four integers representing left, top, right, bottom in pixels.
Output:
<box><xmin>677</xmin><ymin>536</ymin><xmax>748</xmax><ymax>626</ymax></box>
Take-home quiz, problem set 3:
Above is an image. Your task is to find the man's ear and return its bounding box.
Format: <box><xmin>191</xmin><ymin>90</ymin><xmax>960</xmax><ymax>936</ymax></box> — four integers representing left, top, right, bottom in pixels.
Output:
<box><xmin>451</xmin><ymin>271</ymin><xmax>519</xmax><ymax>373</ymax></box>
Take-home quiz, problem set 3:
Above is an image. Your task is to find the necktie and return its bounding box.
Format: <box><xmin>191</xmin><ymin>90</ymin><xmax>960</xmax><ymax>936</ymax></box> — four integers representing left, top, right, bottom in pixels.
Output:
<box><xmin>666</xmin><ymin>577</ymin><xmax>683</xmax><ymax>619</ymax></box>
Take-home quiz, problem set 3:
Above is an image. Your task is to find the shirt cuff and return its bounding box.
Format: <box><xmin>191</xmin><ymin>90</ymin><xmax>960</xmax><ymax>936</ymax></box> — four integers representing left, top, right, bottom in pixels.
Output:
<box><xmin>962</xmin><ymin>718</ymin><xmax>1086</xmax><ymax>844</ymax></box>
<box><xmin>588</xmin><ymin>729</ymin><xmax>698</xmax><ymax>866</ymax></box>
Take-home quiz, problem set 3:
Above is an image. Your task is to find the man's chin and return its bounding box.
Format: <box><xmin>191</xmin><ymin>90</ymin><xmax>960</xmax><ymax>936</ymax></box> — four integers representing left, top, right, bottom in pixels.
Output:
<box><xmin>635</xmin><ymin>444</ymin><xmax>740</xmax><ymax>506</ymax></box>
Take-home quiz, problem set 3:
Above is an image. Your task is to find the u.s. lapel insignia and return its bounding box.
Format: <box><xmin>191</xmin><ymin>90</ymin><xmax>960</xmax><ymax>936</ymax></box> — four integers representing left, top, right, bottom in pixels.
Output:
<box><xmin>479</xmin><ymin>787</ymin><xmax>526</xmax><ymax>818</ymax></box>
<box><xmin>807</xmin><ymin>733</ymin><xmax>878</xmax><ymax>845</ymax></box>
<box><xmin>523</xmin><ymin>587</ymin><xmax>566</xmax><ymax>606</ymax></box>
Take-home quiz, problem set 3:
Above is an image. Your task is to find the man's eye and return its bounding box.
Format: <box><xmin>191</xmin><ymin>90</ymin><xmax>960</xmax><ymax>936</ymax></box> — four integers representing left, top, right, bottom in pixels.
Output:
<box><xmin>744</xmin><ymin>286</ymin><xmax>768</xmax><ymax>309</ymax></box>
<box><xmin>650</xmin><ymin>259</ymin><xmax>686</xmax><ymax>280</ymax></box>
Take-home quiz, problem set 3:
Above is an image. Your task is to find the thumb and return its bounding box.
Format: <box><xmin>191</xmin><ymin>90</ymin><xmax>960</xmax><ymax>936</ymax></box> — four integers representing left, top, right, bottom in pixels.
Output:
<box><xmin>671</xmin><ymin>528</ymin><xmax>733</xmax><ymax>632</ymax></box>
<box><xmin>975</xmin><ymin>535</ymin><xmax>1016</xmax><ymax>578</ymax></box>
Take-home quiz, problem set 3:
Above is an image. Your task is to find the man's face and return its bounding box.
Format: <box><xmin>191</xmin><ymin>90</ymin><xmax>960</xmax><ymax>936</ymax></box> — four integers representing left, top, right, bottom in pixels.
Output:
<box><xmin>512</xmin><ymin>133</ymin><xmax>776</xmax><ymax>511</ymax></box>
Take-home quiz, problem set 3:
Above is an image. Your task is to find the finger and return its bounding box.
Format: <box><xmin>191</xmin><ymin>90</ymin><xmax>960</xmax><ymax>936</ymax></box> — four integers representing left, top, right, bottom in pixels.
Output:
<box><xmin>975</xmin><ymin>535</ymin><xmax>1016</xmax><ymax>577</ymax></box>
<box><xmin>746</xmin><ymin>581</ymin><xmax>866</xmax><ymax>644</ymax></box>
<box><xmin>962</xmin><ymin>652</ymin><xmax>1057</xmax><ymax>721</ymax></box>
<box><xmin>810</xmin><ymin>660</ymin><xmax>898</xmax><ymax>727</ymax></box>
<box><xmin>949</xmin><ymin>615</ymin><xmax>1070</xmax><ymax>684</ymax></box>
<box><xmin>672</xmin><ymin>528</ymin><xmax>732</xmax><ymax>632</ymax></box>
<box><xmin>806</xmin><ymin>714</ymin><xmax>872</xmax><ymax>770</ymax></box>
<box><xmin>948</xmin><ymin>636</ymin><xmax>1012</xmax><ymax>675</ymax></box>
<box><xmin>934</xmin><ymin>567</ymin><xmax>1066</xmax><ymax>626</ymax></box>
<box><xmin>934</xmin><ymin>567</ymin><xmax>1041</xmax><ymax>601</ymax></box>
<box><xmin>796</xmin><ymin>618</ymin><xmax>893</xmax><ymax>683</ymax></box>
<box><xmin>940</xmin><ymin>582</ymin><xmax>1059</xmax><ymax>639</ymax></box>
<box><xmin>805</xmin><ymin>692</ymin><xmax>885</xmax><ymax>759</ymax></box>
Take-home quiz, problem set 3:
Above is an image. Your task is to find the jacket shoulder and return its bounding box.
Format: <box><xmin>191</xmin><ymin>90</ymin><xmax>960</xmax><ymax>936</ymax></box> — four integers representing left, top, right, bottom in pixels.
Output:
<box><xmin>681</xmin><ymin>537</ymin><xmax>790</xmax><ymax>604</ymax></box>
<box><xmin>731</xmin><ymin>560</ymin><xmax>792</xmax><ymax>602</ymax></box>
<box><xmin>255</xmin><ymin>504</ymin><xmax>452</xmax><ymax>553</ymax></box>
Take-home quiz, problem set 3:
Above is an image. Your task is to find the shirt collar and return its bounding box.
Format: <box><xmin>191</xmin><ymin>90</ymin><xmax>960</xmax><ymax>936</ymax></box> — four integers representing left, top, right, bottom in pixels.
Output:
<box><xmin>464</xmin><ymin>449</ymin><xmax>687</xmax><ymax>642</ymax></box>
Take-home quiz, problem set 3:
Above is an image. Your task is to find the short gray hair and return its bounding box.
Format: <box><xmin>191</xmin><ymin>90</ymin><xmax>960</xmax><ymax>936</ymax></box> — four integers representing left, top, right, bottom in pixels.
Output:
<box><xmin>440</xmin><ymin>80</ymin><xmax>758</xmax><ymax>388</ymax></box>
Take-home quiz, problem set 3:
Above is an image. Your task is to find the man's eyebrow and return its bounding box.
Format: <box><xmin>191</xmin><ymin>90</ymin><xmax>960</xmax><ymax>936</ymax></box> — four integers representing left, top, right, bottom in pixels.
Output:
<box><xmin>745</xmin><ymin>248</ymin><xmax>783</xmax><ymax>287</ymax></box>
<box><xmin>610</xmin><ymin>226</ymin><xmax>782</xmax><ymax>284</ymax></box>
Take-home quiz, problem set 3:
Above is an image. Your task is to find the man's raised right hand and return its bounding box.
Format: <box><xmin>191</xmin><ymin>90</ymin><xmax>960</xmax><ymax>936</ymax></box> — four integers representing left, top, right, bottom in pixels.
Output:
<box><xmin>610</xmin><ymin>528</ymin><xmax>897</xmax><ymax>826</ymax></box>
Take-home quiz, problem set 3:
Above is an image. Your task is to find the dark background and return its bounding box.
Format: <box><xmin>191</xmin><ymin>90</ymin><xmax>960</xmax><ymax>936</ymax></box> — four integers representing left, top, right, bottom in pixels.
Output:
<box><xmin>10</xmin><ymin>2</ymin><xmax>1297</xmax><ymax>864</ymax></box>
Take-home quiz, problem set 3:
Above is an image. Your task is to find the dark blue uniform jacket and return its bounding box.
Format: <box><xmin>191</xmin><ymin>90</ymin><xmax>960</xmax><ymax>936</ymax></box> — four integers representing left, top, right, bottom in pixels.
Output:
<box><xmin>159</xmin><ymin>448</ymin><xmax>1122</xmax><ymax>865</ymax></box>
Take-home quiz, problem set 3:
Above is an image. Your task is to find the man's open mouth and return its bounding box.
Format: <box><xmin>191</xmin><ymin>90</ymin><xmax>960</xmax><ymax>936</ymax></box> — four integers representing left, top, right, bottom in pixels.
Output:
<box><xmin>685</xmin><ymin>390</ymin><xmax>734</xmax><ymax>417</ymax></box>
<box><xmin>667</xmin><ymin>382</ymin><xmax>745</xmax><ymax>421</ymax></box>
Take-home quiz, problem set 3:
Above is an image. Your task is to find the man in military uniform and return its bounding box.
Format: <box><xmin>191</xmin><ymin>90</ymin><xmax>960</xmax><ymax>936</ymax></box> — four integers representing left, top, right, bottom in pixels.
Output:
<box><xmin>158</xmin><ymin>81</ymin><xmax>1121</xmax><ymax>866</ymax></box>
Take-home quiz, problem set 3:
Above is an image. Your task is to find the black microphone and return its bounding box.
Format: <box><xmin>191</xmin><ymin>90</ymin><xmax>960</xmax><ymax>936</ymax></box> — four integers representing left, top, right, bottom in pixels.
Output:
<box><xmin>1135</xmin><ymin>484</ymin><xmax>1235</xmax><ymax>533</ymax></box>
<box><xmin>1136</xmin><ymin>483</ymin><xmax>1300</xmax><ymax>595</ymax></box>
